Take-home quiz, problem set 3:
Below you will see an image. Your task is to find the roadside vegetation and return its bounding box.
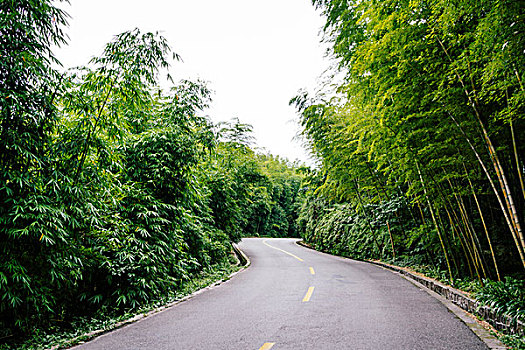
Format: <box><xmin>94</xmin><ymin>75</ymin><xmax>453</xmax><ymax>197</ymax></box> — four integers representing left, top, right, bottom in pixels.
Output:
<box><xmin>3</xmin><ymin>0</ymin><xmax>525</xmax><ymax>348</ymax></box>
<box><xmin>0</xmin><ymin>1</ymin><xmax>303</xmax><ymax>348</ymax></box>
<box><xmin>293</xmin><ymin>0</ymin><xmax>525</xmax><ymax>347</ymax></box>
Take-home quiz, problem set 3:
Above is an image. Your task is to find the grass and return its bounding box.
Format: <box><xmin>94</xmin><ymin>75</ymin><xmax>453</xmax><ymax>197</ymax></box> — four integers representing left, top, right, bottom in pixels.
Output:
<box><xmin>499</xmin><ymin>334</ymin><xmax>525</xmax><ymax>350</ymax></box>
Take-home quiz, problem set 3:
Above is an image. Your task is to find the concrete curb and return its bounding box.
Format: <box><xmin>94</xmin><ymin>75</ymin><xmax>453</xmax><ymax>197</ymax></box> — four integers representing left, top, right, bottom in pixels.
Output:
<box><xmin>53</xmin><ymin>245</ymin><xmax>251</xmax><ymax>350</ymax></box>
<box><xmin>232</xmin><ymin>242</ymin><xmax>251</xmax><ymax>267</ymax></box>
<box><xmin>295</xmin><ymin>240</ymin><xmax>508</xmax><ymax>350</ymax></box>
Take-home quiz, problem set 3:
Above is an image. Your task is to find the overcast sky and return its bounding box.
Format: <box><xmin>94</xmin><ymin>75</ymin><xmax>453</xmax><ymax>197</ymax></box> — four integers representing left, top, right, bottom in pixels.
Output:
<box><xmin>55</xmin><ymin>0</ymin><xmax>328</xmax><ymax>164</ymax></box>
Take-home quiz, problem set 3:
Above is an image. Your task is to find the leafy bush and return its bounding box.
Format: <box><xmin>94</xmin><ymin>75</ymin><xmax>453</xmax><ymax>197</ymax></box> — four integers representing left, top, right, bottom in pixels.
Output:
<box><xmin>475</xmin><ymin>277</ymin><xmax>525</xmax><ymax>321</ymax></box>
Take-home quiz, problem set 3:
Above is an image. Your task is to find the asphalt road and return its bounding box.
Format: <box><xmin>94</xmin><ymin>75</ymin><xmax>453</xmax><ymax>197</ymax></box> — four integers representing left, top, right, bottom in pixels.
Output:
<box><xmin>72</xmin><ymin>238</ymin><xmax>489</xmax><ymax>350</ymax></box>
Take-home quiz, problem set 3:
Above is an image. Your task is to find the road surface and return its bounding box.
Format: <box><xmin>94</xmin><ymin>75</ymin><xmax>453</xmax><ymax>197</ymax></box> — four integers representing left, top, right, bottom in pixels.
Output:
<box><xmin>72</xmin><ymin>238</ymin><xmax>489</xmax><ymax>349</ymax></box>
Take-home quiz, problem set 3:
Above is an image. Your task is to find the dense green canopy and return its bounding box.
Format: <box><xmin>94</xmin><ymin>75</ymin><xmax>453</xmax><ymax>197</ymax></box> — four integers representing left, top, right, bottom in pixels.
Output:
<box><xmin>294</xmin><ymin>0</ymin><xmax>525</xmax><ymax>283</ymax></box>
<box><xmin>0</xmin><ymin>1</ymin><xmax>303</xmax><ymax>342</ymax></box>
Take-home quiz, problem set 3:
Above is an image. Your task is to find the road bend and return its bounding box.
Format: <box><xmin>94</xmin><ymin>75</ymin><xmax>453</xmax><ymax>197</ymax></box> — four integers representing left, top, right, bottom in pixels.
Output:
<box><xmin>72</xmin><ymin>238</ymin><xmax>489</xmax><ymax>350</ymax></box>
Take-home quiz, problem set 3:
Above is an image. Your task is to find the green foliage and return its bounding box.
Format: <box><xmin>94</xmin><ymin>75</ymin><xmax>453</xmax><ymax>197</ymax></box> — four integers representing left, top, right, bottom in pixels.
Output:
<box><xmin>0</xmin><ymin>3</ymin><xmax>303</xmax><ymax>345</ymax></box>
<box><xmin>295</xmin><ymin>0</ymin><xmax>525</xmax><ymax>280</ymax></box>
<box><xmin>1</xmin><ymin>0</ymin><xmax>70</xmax><ymax>335</ymax></box>
<box><xmin>201</xmin><ymin>120</ymin><xmax>304</xmax><ymax>241</ymax></box>
<box><xmin>475</xmin><ymin>277</ymin><xmax>525</xmax><ymax>348</ymax></box>
<box><xmin>499</xmin><ymin>333</ymin><xmax>525</xmax><ymax>350</ymax></box>
<box><xmin>476</xmin><ymin>277</ymin><xmax>525</xmax><ymax>321</ymax></box>
<box><xmin>294</xmin><ymin>0</ymin><xmax>525</xmax><ymax>344</ymax></box>
<box><xmin>0</xmin><ymin>263</ymin><xmax>240</xmax><ymax>350</ymax></box>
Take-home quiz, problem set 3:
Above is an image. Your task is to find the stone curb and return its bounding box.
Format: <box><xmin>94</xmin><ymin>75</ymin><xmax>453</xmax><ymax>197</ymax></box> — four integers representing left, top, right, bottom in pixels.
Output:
<box><xmin>295</xmin><ymin>240</ymin><xmax>512</xmax><ymax>349</ymax></box>
<box><xmin>52</xmin><ymin>245</ymin><xmax>251</xmax><ymax>350</ymax></box>
<box><xmin>368</xmin><ymin>260</ymin><xmax>524</xmax><ymax>337</ymax></box>
<box><xmin>375</xmin><ymin>263</ymin><xmax>507</xmax><ymax>350</ymax></box>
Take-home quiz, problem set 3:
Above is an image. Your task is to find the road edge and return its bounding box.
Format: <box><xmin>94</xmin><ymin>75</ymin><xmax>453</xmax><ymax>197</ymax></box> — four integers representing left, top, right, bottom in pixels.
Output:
<box><xmin>391</xmin><ymin>267</ymin><xmax>506</xmax><ymax>350</ymax></box>
<box><xmin>232</xmin><ymin>242</ymin><xmax>251</xmax><ymax>267</ymax></box>
<box><xmin>295</xmin><ymin>240</ymin><xmax>506</xmax><ymax>350</ymax></box>
<box><xmin>53</xmin><ymin>244</ymin><xmax>251</xmax><ymax>350</ymax></box>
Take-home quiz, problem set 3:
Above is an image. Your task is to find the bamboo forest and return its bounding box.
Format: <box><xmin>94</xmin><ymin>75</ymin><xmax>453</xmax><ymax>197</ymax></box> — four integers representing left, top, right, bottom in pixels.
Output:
<box><xmin>292</xmin><ymin>0</ymin><xmax>525</xmax><ymax>346</ymax></box>
<box><xmin>1</xmin><ymin>0</ymin><xmax>525</xmax><ymax>349</ymax></box>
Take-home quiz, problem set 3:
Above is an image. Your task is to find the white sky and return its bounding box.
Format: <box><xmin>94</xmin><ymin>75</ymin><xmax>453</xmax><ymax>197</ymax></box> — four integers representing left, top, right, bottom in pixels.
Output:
<box><xmin>55</xmin><ymin>0</ymin><xmax>327</xmax><ymax>164</ymax></box>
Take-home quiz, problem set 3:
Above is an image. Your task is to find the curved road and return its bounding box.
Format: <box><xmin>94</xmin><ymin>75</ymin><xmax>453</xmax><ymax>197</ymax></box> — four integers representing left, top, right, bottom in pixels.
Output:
<box><xmin>72</xmin><ymin>238</ymin><xmax>489</xmax><ymax>349</ymax></box>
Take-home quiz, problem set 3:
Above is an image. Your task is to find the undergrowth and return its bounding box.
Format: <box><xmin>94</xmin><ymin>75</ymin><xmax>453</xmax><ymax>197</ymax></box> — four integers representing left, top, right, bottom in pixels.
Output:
<box><xmin>475</xmin><ymin>277</ymin><xmax>525</xmax><ymax>321</ymax></box>
<box><xmin>0</xmin><ymin>262</ymin><xmax>241</xmax><ymax>350</ymax></box>
<box><xmin>499</xmin><ymin>334</ymin><xmax>525</xmax><ymax>350</ymax></box>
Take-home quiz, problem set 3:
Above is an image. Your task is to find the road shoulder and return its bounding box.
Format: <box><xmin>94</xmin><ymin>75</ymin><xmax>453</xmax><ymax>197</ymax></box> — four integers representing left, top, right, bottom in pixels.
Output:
<box><xmin>54</xmin><ymin>246</ymin><xmax>250</xmax><ymax>350</ymax></box>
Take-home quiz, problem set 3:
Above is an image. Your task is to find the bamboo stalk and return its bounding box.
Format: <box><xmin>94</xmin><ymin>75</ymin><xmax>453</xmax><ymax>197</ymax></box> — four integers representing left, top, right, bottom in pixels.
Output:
<box><xmin>457</xmin><ymin>194</ymin><xmax>488</xmax><ymax>279</ymax></box>
<box><xmin>447</xmin><ymin>201</ymin><xmax>481</xmax><ymax>281</ymax></box>
<box><xmin>446</xmin><ymin>208</ymin><xmax>474</xmax><ymax>278</ymax></box>
<box><xmin>485</xmin><ymin>132</ymin><xmax>525</xmax><ymax>255</ymax></box>
<box><xmin>416</xmin><ymin>198</ymin><xmax>426</xmax><ymax>225</ymax></box>
<box><xmin>509</xmin><ymin>105</ymin><xmax>525</xmax><ymax>203</ymax></box>
<box><xmin>74</xmin><ymin>75</ymin><xmax>118</xmax><ymax>183</ymax></box>
<box><xmin>463</xmin><ymin>163</ymin><xmax>501</xmax><ymax>281</ymax></box>
<box><xmin>435</xmin><ymin>34</ymin><xmax>525</xmax><ymax>269</ymax></box>
<box><xmin>432</xmin><ymin>172</ymin><xmax>480</xmax><ymax>280</ymax></box>
<box><xmin>436</xmin><ymin>210</ymin><xmax>460</xmax><ymax>276</ymax></box>
<box><xmin>416</xmin><ymin>197</ymin><xmax>438</xmax><ymax>267</ymax></box>
<box><xmin>442</xmin><ymin>171</ymin><xmax>487</xmax><ymax>279</ymax></box>
<box><xmin>416</xmin><ymin>161</ymin><xmax>453</xmax><ymax>281</ymax></box>
<box><xmin>352</xmin><ymin>179</ymin><xmax>383</xmax><ymax>255</ymax></box>
<box><xmin>386</xmin><ymin>220</ymin><xmax>395</xmax><ymax>259</ymax></box>
<box><xmin>447</xmin><ymin>111</ymin><xmax>525</xmax><ymax>269</ymax></box>
<box><xmin>429</xmin><ymin>168</ymin><xmax>480</xmax><ymax>279</ymax></box>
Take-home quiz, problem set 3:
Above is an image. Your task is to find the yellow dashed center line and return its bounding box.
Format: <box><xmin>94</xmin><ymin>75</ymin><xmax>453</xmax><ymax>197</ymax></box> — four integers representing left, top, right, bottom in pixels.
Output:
<box><xmin>302</xmin><ymin>286</ymin><xmax>315</xmax><ymax>302</ymax></box>
<box><xmin>259</xmin><ymin>342</ymin><xmax>275</xmax><ymax>350</ymax></box>
<box><xmin>262</xmin><ymin>239</ymin><xmax>304</xmax><ymax>262</ymax></box>
<box><xmin>261</xmin><ymin>240</ymin><xmax>317</xmax><ymax>305</ymax></box>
